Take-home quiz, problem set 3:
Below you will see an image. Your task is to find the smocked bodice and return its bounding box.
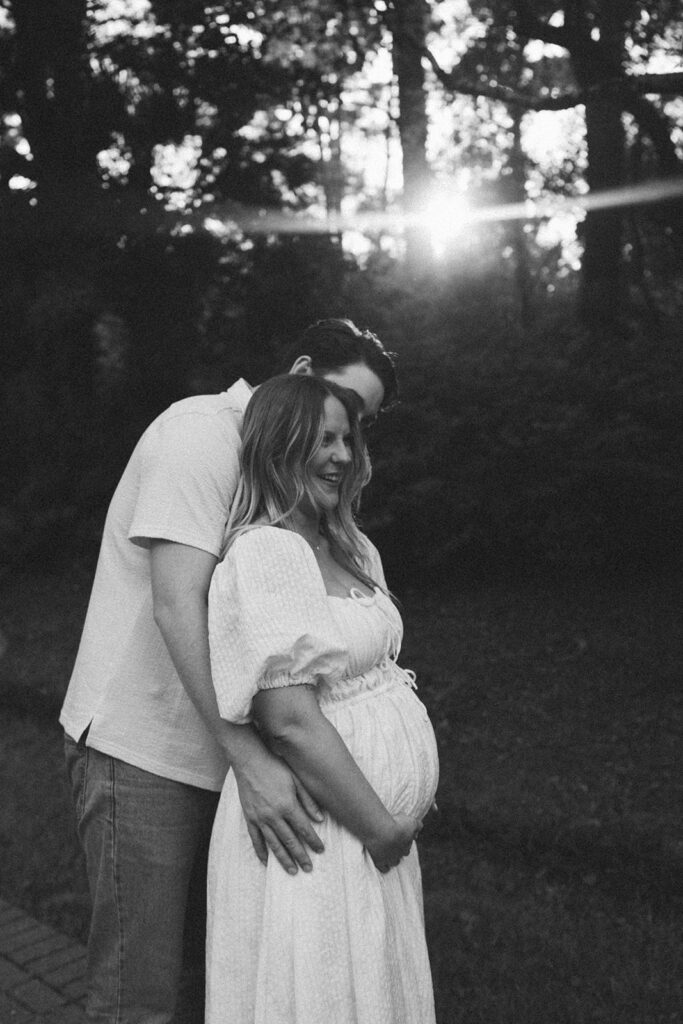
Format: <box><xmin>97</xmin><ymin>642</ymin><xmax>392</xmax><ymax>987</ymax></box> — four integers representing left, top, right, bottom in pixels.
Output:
<box><xmin>317</xmin><ymin>589</ymin><xmax>416</xmax><ymax>707</ymax></box>
<box><xmin>209</xmin><ymin>525</ymin><xmax>417</xmax><ymax>725</ymax></box>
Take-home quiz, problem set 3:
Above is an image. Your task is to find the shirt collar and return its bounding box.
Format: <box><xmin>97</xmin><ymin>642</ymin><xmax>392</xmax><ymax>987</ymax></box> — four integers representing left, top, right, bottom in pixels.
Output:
<box><xmin>225</xmin><ymin>377</ymin><xmax>254</xmax><ymax>414</ymax></box>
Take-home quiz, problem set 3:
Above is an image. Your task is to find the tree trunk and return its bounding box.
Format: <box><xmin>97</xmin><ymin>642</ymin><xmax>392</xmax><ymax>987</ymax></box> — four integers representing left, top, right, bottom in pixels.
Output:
<box><xmin>570</xmin><ymin>3</ymin><xmax>630</xmax><ymax>323</ymax></box>
<box><xmin>509</xmin><ymin>105</ymin><xmax>533</xmax><ymax>325</ymax></box>
<box><xmin>388</xmin><ymin>0</ymin><xmax>432</xmax><ymax>271</ymax></box>
<box><xmin>9</xmin><ymin>0</ymin><xmax>101</xmax><ymax>462</ymax></box>
<box><xmin>624</xmin><ymin>91</ymin><xmax>683</xmax><ymax>258</ymax></box>
<box><xmin>580</xmin><ymin>96</ymin><xmax>627</xmax><ymax>322</ymax></box>
<box><xmin>11</xmin><ymin>0</ymin><xmax>93</xmax><ymax>193</ymax></box>
<box><xmin>317</xmin><ymin>94</ymin><xmax>344</xmax><ymax>254</ymax></box>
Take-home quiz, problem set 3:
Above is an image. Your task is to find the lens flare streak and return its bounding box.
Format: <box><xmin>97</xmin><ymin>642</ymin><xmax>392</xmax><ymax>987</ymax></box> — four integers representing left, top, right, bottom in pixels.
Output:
<box><xmin>202</xmin><ymin>177</ymin><xmax>683</xmax><ymax>238</ymax></box>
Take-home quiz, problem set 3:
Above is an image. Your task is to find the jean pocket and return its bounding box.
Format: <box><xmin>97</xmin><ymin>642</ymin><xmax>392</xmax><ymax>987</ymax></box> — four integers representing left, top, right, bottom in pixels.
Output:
<box><xmin>64</xmin><ymin>731</ymin><xmax>90</xmax><ymax>823</ymax></box>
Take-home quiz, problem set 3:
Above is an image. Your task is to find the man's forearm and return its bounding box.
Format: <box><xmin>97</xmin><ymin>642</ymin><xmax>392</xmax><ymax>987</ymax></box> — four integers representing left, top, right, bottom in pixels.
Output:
<box><xmin>154</xmin><ymin>597</ymin><xmax>227</xmax><ymax>742</ymax></box>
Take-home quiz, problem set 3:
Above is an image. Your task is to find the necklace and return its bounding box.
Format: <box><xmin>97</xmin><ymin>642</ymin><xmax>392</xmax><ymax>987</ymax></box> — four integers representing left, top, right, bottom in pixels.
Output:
<box><xmin>295</xmin><ymin>528</ymin><xmax>322</xmax><ymax>554</ymax></box>
<box><xmin>289</xmin><ymin>512</ymin><xmax>323</xmax><ymax>554</ymax></box>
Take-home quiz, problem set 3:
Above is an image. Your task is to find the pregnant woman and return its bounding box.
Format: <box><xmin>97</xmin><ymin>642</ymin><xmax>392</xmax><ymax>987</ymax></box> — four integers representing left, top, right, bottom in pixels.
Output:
<box><xmin>206</xmin><ymin>373</ymin><xmax>439</xmax><ymax>1024</ymax></box>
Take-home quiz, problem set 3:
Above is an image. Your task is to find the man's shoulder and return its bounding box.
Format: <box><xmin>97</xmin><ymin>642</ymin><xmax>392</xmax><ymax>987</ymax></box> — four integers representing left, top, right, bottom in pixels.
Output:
<box><xmin>119</xmin><ymin>383</ymin><xmax>251</xmax><ymax>481</ymax></box>
<box><xmin>142</xmin><ymin>380</ymin><xmax>252</xmax><ymax>444</ymax></box>
<box><xmin>160</xmin><ymin>379</ymin><xmax>252</xmax><ymax>425</ymax></box>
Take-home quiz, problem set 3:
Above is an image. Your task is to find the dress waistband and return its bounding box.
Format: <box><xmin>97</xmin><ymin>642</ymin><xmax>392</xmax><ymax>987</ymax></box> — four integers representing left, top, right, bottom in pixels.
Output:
<box><xmin>318</xmin><ymin>659</ymin><xmax>417</xmax><ymax>708</ymax></box>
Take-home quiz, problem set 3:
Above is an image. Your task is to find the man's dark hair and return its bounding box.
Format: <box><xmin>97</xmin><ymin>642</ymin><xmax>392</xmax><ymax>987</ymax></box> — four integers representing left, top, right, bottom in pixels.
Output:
<box><xmin>282</xmin><ymin>318</ymin><xmax>399</xmax><ymax>409</ymax></box>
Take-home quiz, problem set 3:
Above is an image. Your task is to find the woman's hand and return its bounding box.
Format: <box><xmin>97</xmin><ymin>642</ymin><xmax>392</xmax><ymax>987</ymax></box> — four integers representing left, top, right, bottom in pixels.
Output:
<box><xmin>366</xmin><ymin>813</ymin><xmax>423</xmax><ymax>874</ymax></box>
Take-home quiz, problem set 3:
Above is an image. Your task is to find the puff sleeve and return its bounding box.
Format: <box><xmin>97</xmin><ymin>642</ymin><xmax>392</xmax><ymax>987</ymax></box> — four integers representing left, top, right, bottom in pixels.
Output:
<box><xmin>208</xmin><ymin>527</ymin><xmax>347</xmax><ymax>724</ymax></box>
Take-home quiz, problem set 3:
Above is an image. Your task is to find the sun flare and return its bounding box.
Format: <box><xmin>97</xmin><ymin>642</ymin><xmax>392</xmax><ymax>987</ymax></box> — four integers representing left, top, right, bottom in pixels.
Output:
<box><xmin>420</xmin><ymin>191</ymin><xmax>472</xmax><ymax>257</ymax></box>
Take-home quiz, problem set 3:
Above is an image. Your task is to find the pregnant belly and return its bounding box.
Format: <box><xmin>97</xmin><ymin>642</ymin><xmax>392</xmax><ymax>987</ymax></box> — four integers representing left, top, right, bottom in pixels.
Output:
<box><xmin>323</xmin><ymin>682</ymin><xmax>439</xmax><ymax>821</ymax></box>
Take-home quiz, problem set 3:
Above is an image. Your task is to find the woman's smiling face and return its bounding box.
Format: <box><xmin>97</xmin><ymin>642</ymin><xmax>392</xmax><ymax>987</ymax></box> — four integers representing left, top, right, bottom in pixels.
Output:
<box><xmin>305</xmin><ymin>395</ymin><xmax>353</xmax><ymax>515</ymax></box>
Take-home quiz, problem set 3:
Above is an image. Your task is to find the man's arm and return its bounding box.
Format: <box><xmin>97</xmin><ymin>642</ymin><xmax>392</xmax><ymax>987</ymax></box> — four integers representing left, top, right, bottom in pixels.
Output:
<box><xmin>149</xmin><ymin>539</ymin><xmax>324</xmax><ymax>873</ymax></box>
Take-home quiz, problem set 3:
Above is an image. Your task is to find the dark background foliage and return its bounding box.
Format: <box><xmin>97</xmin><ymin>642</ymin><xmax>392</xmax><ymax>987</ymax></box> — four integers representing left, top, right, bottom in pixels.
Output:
<box><xmin>0</xmin><ymin>0</ymin><xmax>681</xmax><ymax>577</ymax></box>
<box><xmin>1</xmin><ymin>234</ymin><xmax>681</xmax><ymax>585</ymax></box>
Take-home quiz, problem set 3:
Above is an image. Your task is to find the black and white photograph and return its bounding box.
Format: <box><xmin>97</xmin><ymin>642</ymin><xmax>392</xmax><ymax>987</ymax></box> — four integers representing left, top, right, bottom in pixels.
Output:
<box><xmin>0</xmin><ymin>2</ymin><xmax>681</xmax><ymax>1022</ymax></box>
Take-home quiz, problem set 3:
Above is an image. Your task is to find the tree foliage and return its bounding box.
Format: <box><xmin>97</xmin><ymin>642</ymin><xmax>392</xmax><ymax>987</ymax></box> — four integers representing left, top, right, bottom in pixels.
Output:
<box><xmin>426</xmin><ymin>0</ymin><xmax>683</xmax><ymax>320</ymax></box>
<box><xmin>0</xmin><ymin>0</ymin><xmax>681</xmax><ymax>575</ymax></box>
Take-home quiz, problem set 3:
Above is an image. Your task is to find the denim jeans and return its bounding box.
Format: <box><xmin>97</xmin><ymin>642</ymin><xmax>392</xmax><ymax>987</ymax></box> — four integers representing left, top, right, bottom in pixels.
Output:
<box><xmin>64</xmin><ymin>732</ymin><xmax>220</xmax><ymax>1024</ymax></box>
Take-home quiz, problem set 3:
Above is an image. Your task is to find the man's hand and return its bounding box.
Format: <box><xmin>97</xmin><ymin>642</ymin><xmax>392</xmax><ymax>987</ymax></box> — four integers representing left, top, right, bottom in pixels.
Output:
<box><xmin>231</xmin><ymin>746</ymin><xmax>325</xmax><ymax>874</ymax></box>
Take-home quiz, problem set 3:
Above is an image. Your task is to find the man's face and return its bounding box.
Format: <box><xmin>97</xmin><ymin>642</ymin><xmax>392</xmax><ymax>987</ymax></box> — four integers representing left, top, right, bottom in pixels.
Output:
<box><xmin>321</xmin><ymin>362</ymin><xmax>385</xmax><ymax>428</ymax></box>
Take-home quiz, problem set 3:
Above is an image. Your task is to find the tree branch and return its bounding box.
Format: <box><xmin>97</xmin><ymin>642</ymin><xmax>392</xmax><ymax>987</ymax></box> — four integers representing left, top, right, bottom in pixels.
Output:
<box><xmin>634</xmin><ymin>72</ymin><xmax>683</xmax><ymax>96</ymax></box>
<box><xmin>425</xmin><ymin>49</ymin><xmax>601</xmax><ymax>110</ymax></box>
<box><xmin>425</xmin><ymin>50</ymin><xmax>683</xmax><ymax>111</ymax></box>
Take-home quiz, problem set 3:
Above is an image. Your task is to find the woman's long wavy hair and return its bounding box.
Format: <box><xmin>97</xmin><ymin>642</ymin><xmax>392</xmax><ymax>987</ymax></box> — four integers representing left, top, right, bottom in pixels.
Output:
<box><xmin>223</xmin><ymin>374</ymin><xmax>377</xmax><ymax>589</ymax></box>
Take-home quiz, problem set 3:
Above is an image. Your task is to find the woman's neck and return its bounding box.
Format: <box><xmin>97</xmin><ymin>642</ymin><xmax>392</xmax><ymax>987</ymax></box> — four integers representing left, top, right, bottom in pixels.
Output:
<box><xmin>290</xmin><ymin>509</ymin><xmax>323</xmax><ymax>551</ymax></box>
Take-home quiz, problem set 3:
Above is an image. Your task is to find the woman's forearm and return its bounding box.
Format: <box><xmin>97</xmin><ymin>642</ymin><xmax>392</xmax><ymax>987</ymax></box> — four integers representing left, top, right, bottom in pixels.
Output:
<box><xmin>253</xmin><ymin>687</ymin><xmax>399</xmax><ymax>854</ymax></box>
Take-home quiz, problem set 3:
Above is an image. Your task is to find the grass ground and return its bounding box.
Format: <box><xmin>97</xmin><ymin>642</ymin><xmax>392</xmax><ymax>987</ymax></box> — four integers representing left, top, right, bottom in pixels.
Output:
<box><xmin>0</xmin><ymin>559</ymin><xmax>681</xmax><ymax>1023</ymax></box>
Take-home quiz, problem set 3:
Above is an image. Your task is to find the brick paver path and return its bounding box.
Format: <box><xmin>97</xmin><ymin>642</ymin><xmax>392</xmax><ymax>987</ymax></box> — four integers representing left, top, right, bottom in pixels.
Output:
<box><xmin>0</xmin><ymin>899</ymin><xmax>86</xmax><ymax>1023</ymax></box>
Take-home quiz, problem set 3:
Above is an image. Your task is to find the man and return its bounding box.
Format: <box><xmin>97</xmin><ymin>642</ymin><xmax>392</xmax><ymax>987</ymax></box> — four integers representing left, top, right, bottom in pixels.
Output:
<box><xmin>61</xmin><ymin>318</ymin><xmax>398</xmax><ymax>1024</ymax></box>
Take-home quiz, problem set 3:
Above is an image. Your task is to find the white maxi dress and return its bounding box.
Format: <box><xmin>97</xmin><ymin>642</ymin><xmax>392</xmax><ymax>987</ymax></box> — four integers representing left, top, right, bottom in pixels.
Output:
<box><xmin>206</xmin><ymin>526</ymin><xmax>439</xmax><ymax>1024</ymax></box>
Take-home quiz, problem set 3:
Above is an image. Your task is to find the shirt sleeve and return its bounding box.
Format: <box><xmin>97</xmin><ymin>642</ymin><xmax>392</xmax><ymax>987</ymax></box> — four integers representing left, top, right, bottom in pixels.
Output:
<box><xmin>128</xmin><ymin>410</ymin><xmax>241</xmax><ymax>556</ymax></box>
<box><xmin>208</xmin><ymin>527</ymin><xmax>347</xmax><ymax>724</ymax></box>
